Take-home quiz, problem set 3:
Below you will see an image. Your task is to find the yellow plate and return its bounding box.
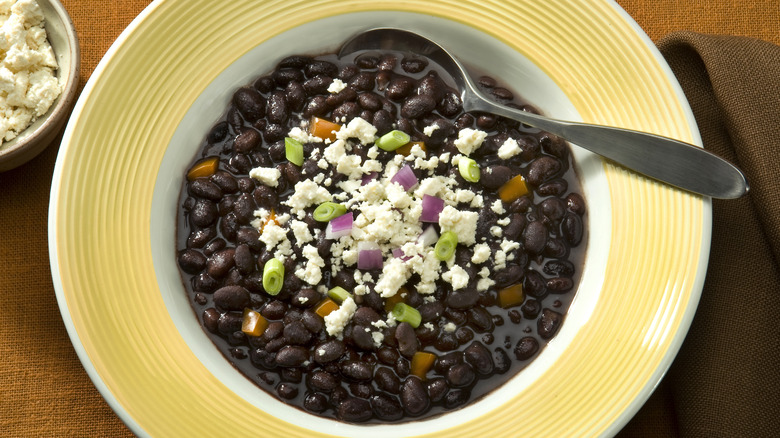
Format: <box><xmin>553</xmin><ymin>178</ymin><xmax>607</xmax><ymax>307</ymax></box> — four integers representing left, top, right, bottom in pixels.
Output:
<box><xmin>49</xmin><ymin>0</ymin><xmax>709</xmax><ymax>436</ymax></box>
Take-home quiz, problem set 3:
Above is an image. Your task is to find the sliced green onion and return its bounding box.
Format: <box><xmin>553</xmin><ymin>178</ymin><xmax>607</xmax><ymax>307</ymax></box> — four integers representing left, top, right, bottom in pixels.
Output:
<box><xmin>327</xmin><ymin>286</ymin><xmax>353</xmax><ymax>304</ymax></box>
<box><xmin>434</xmin><ymin>231</ymin><xmax>458</xmax><ymax>261</ymax></box>
<box><xmin>284</xmin><ymin>137</ymin><xmax>304</xmax><ymax>166</ymax></box>
<box><xmin>313</xmin><ymin>202</ymin><xmax>347</xmax><ymax>222</ymax></box>
<box><xmin>392</xmin><ymin>303</ymin><xmax>422</xmax><ymax>328</ymax></box>
<box><xmin>376</xmin><ymin>129</ymin><xmax>411</xmax><ymax>151</ymax></box>
<box><xmin>262</xmin><ymin>258</ymin><xmax>285</xmax><ymax>295</ymax></box>
<box><xmin>458</xmin><ymin>157</ymin><xmax>480</xmax><ymax>182</ymax></box>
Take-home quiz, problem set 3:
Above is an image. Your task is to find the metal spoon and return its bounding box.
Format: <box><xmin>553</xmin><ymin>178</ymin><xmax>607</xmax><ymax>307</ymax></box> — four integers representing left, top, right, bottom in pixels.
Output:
<box><xmin>338</xmin><ymin>28</ymin><xmax>749</xmax><ymax>199</ymax></box>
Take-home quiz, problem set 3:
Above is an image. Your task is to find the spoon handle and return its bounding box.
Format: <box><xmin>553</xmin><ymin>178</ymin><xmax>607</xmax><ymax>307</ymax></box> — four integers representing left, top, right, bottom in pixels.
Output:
<box><xmin>469</xmin><ymin>98</ymin><xmax>749</xmax><ymax>199</ymax></box>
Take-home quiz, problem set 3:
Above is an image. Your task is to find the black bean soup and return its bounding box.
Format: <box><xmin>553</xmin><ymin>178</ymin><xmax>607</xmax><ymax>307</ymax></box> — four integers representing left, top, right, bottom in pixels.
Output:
<box><xmin>176</xmin><ymin>48</ymin><xmax>587</xmax><ymax>423</ymax></box>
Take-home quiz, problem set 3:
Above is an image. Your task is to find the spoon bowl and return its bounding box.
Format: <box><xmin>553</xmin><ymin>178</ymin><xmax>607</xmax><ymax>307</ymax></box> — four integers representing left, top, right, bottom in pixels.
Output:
<box><xmin>339</xmin><ymin>27</ymin><xmax>748</xmax><ymax>199</ymax></box>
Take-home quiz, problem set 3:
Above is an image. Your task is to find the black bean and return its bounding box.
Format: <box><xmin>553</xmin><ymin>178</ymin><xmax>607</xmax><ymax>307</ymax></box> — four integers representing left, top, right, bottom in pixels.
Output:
<box><xmin>385</xmin><ymin>77</ymin><xmax>415</xmax><ymax>101</ymax></box>
<box><xmin>284</xmin><ymin>81</ymin><xmax>306</xmax><ymax>111</ymax></box>
<box><xmin>217</xmin><ymin>311</ymin><xmax>243</xmax><ymax>335</ymax></box>
<box><xmin>229</xmin><ymin>193</ymin><xmax>254</xmax><ymax>224</ymax></box>
<box><xmin>435</xmin><ymin>332</ymin><xmax>460</xmax><ymax>352</ymax></box>
<box><xmin>547</xmin><ymin>277</ymin><xmax>574</xmax><ymax>293</ymax></box>
<box><xmin>371</xmin><ymin>393</ymin><xmax>403</xmax><ymax>421</ymax></box>
<box><xmin>266</xmin><ymin>91</ymin><xmax>289</xmax><ymax>124</ymax></box>
<box><xmin>338</xmin><ymin>397</ymin><xmax>372</xmax><ymax>422</ymax></box>
<box><xmin>538</xmin><ymin>308</ymin><xmax>563</xmax><ymax>340</ymax></box>
<box><xmin>464</xmin><ymin>341</ymin><xmax>494</xmax><ymax>376</ymax></box>
<box><xmin>178</xmin><ymin>249</ymin><xmax>206</xmax><ymax>274</ymax></box>
<box><xmin>561</xmin><ymin>212</ymin><xmax>583</xmax><ymax>246</ymax></box>
<box><xmin>476</xmin><ymin>114</ymin><xmax>498</xmax><ymax>130</ymax></box>
<box><xmin>400</xmin><ymin>376</ymin><xmax>429</xmax><ymax>416</ymax></box>
<box><xmin>261</xmin><ymin>300</ymin><xmax>287</xmax><ymax>320</ymax></box>
<box><xmin>303</xmin><ymin>74</ymin><xmax>332</xmax><ymax>95</ymax></box>
<box><xmin>353</xmin><ymin>307</ymin><xmax>381</xmax><ymax>326</ymax></box>
<box><xmin>446</xmin><ymin>363</ymin><xmax>475</xmax><ymax>388</ymax></box>
<box><xmin>302</xmin><ymin>310</ymin><xmax>324</xmax><ymax>333</ymax></box>
<box><xmin>478</xmin><ymin>76</ymin><xmax>497</xmax><ymax>88</ymax></box>
<box><xmin>491</xmin><ymin>87</ymin><xmax>514</xmax><ymax>100</ymax></box>
<box><xmin>213</xmin><ymin>285</ymin><xmax>250</xmax><ymax>311</ymax></box>
<box><xmin>514</xmin><ymin>336</ymin><xmax>539</xmax><ymax>360</ymax></box>
<box><xmin>351</xmin><ymin>324</ymin><xmax>376</xmax><ymax>351</ymax></box>
<box><xmin>348</xmin><ymin>72</ymin><xmax>375</xmax><ymax>91</ymax></box>
<box><xmin>526</xmin><ymin>156</ymin><xmax>562</xmax><ymax>186</ymax></box>
<box><xmin>207</xmin><ymin>121</ymin><xmax>229</xmax><ymax>143</ymax></box>
<box><xmin>332</xmin><ymin>101</ymin><xmax>361</xmax><ymax>122</ymax></box>
<box><xmin>309</xmin><ymin>370</ymin><xmax>339</xmax><ymax>392</ymax></box>
<box><xmin>467</xmin><ymin>307</ymin><xmax>494</xmax><ymax>333</ymax></box>
<box><xmin>278</xmin><ymin>55</ymin><xmax>311</xmax><ymax>69</ymax></box>
<box><xmin>418</xmin><ymin>301</ymin><xmax>444</xmax><ymax>323</ymax></box>
<box><xmin>377</xmin><ymin>347</ymin><xmax>399</xmax><ymax>365</ymax></box>
<box><xmin>493</xmin><ymin>347</ymin><xmax>511</xmax><ymax>374</ymax></box>
<box><xmin>252</xmin><ymin>185</ymin><xmax>277</xmax><ymax>210</ymax></box>
<box><xmin>416</xmin><ymin>72</ymin><xmax>446</xmax><ymax>103</ymax></box>
<box><xmin>305</xmin><ymin>60</ymin><xmax>338</xmax><ymax>77</ymax></box>
<box><xmin>326</xmin><ymin>87</ymin><xmax>357</xmax><ymax>107</ymax></box>
<box><xmin>509</xmin><ymin>195</ymin><xmax>532</xmax><ymax>214</ymax></box>
<box><xmin>544</xmin><ymin>260</ymin><xmax>575</xmax><ymax>278</ymax></box>
<box><xmin>544</xmin><ymin>238</ymin><xmax>569</xmax><ymax>259</ymax></box>
<box><xmin>188</xmin><ymin>178</ymin><xmax>223</xmax><ymax>200</ymax></box>
<box><xmin>340</xmin><ymin>360</ymin><xmax>373</xmax><ymax>381</ymax></box>
<box><xmin>192</xmin><ymin>272</ymin><xmax>219</xmax><ymax>293</ymax></box>
<box><xmin>521</xmin><ymin>299</ymin><xmax>541</xmax><ymax>319</ymax></box>
<box><xmin>355</xmin><ymin>54</ymin><xmax>379</xmax><ymax>69</ymax></box>
<box><xmin>303</xmin><ymin>95</ymin><xmax>330</xmax><ymax>118</ymax></box>
<box><xmin>186</xmin><ymin>226</ymin><xmax>216</xmax><ymax>249</ymax></box>
<box><xmin>210</xmin><ymin>171</ymin><xmax>238</xmax><ymax>194</ymax></box>
<box><xmin>438</xmin><ymin>91</ymin><xmax>462</xmax><ymax>117</ymax></box>
<box><xmin>503</xmin><ymin>213</ymin><xmax>527</xmax><ymax>241</ymax></box>
<box><xmin>481</xmin><ymin>165</ymin><xmax>513</xmax><ymax>190</ymax></box>
<box><xmin>566</xmin><ymin>192</ymin><xmax>587</xmax><ymax>216</ymax></box>
<box><xmin>263</xmin><ymin>123</ymin><xmax>285</xmax><ymax>143</ymax></box>
<box><xmin>538</xmin><ymin>178</ymin><xmax>569</xmax><ymax>196</ymax></box>
<box><xmin>231</xmin><ymin>244</ymin><xmax>253</xmax><ymax>275</ymax></box>
<box><xmin>357</xmin><ymin>92</ymin><xmax>382</xmax><ymax>111</ymax></box>
<box><xmin>444</xmin><ymin>389</ymin><xmax>470</xmax><ymax>409</ymax></box>
<box><xmin>290</xmin><ymin>288</ymin><xmax>317</xmax><ymax>308</ymax></box>
<box><xmin>275</xmin><ymin>345</ymin><xmax>308</xmax><ymax>367</ymax></box>
<box><xmin>350</xmin><ymin>382</ymin><xmax>372</xmax><ymax>399</ymax></box>
<box><xmin>494</xmin><ymin>264</ymin><xmax>523</xmax><ymax>288</ymax></box>
<box><xmin>455</xmin><ymin>327</ymin><xmax>474</xmax><ymax>345</ymax></box>
<box><xmin>445</xmin><ymin>289</ymin><xmax>480</xmax><ymax>309</ymax></box>
<box><xmin>272</xmin><ymin>68</ymin><xmax>304</xmax><ymax>87</ymax></box>
<box><xmin>234</xmin><ymin>128</ymin><xmax>261</xmax><ymax>154</ymax></box>
<box><xmin>395</xmin><ymin>322</ymin><xmax>418</xmax><ymax>358</ymax></box>
<box><xmin>313</xmin><ymin>339</ymin><xmax>345</xmax><ymax>364</ymax></box>
<box><xmin>401</xmin><ymin>56</ymin><xmax>427</xmax><ymax>73</ymax></box>
<box><xmin>415</xmin><ymin>323</ymin><xmax>439</xmax><ymax>345</ymax></box>
<box><xmin>400</xmin><ymin>94</ymin><xmax>436</xmax><ymax>119</ymax></box>
<box><xmin>522</xmin><ymin>220</ymin><xmax>548</xmax><ymax>255</ymax></box>
<box><xmin>523</xmin><ymin>270</ymin><xmax>547</xmax><ymax>298</ymax></box>
<box><xmin>282</xmin><ymin>320</ymin><xmax>311</xmax><ymax>345</ymax></box>
<box><xmin>207</xmin><ymin>249</ymin><xmax>235</xmax><ymax>278</ymax></box>
<box><xmin>232</xmin><ymin>87</ymin><xmax>265</xmax><ymax>122</ymax></box>
<box><xmin>394</xmin><ymin>356</ymin><xmax>410</xmax><ymax>377</ymax></box>
<box><xmin>375</xmin><ymin>367</ymin><xmax>401</xmax><ymax>394</ymax></box>
<box><xmin>190</xmin><ymin>199</ymin><xmax>218</xmax><ymax>228</ymax></box>
<box><xmin>218</xmin><ymin>212</ymin><xmax>239</xmax><ymax>242</ymax></box>
<box><xmin>202</xmin><ymin>308</ymin><xmax>220</xmax><ymax>333</ymax></box>
<box><xmin>304</xmin><ymin>392</ymin><xmax>328</xmax><ymax>413</ymax></box>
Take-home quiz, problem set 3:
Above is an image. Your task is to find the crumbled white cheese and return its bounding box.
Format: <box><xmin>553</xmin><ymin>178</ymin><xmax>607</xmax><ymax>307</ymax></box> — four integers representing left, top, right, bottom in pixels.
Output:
<box><xmin>259</xmin><ymin>222</ymin><xmax>287</xmax><ymax>251</ymax></box>
<box><xmin>497</xmin><ymin>137</ymin><xmax>522</xmax><ymax>159</ymax></box>
<box><xmin>443</xmin><ymin>322</ymin><xmax>458</xmax><ymax>333</ymax></box>
<box><xmin>438</xmin><ymin>206</ymin><xmax>479</xmax><ymax>245</ymax></box>
<box><xmin>284</xmin><ymin>179</ymin><xmax>332</xmax><ymax>215</ymax></box>
<box><xmin>423</xmin><ymin>124</ymin><xmax>439</xmax><ymax>136</ymax></box>
<box><xmin>287</xmin><ymin>126</ymin><xmax>323</xmax><ymax>144</ymax></box>
<box><xmin>491</xmin><ymin>199</ymin><xmax>505</xmax><ymax>215</ymax></box>
<box><xmin>324</xmin><ymin>296</ymin><xmax>357</xmax><ymax>338</ymax></box>
<box><xmin>327</xmin><ymin>78</ymin><xmax>347</xmax><ymax>94</ymax></box>
<box><xmin>295</xmin><ymin>244</ymin><xmax>325</xmax><ymax>285</ymax></box>
<box><xmin>375</xmin><ymin>256</ymin><xmax>412</xmax><ymax>298</ymax></box>
<box><xmin>471</xmin><ymin>243</ymin><xmax>491</xmax><ymax>264</ymax></box>
<box><xmin>497</xmin><ymin>217</ymin><xmax>510</xmax><ymax>226</ymax></box>
<box><xmin>477</xmin><ymin>277</ymin><xmax>495</xmax><ymax>292</ymax></box>
<box><xmin>500</xmin><ymin>238</ymin><xmax>521</xmax><ymax>253</ymax></box>
<box><xmin>335</xmin><ymin>117</ymin><xmax>377</xmax><ymax>145</ymax></box>
<box><xmin>0</xmin><ymin>0</ymin><xmax>61</xmax><ymax>143</ymax></box>
<box><xmin>249</xmin><ymin>166</ymin><xmax>281</xmax><ymax>187</ymax></box>
<box><xmin>442</xmin><ymin>265</ymin><xmax>469</xmax><ymax>290</ymax></box>
<box><xmin>490</xmin><ymin>226</ymin><xmax>503</xmax><ymax>237</ymax></box>
<box><xmin>453</xmin><ymin>128</ymin><xmax>487</xmax><ymax>156</ymax></box>
<box><xmin>323</xmin><ymin>139</ymin><xmax>347</xmax><ymax>165</ymax></box>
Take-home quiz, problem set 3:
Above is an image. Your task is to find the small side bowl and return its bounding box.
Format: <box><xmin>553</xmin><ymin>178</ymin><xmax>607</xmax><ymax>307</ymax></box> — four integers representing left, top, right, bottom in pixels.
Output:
<box><xmin>0</xmin><ymin>0</ymin><xmax>80</xmax><ymax>172</ymax></box>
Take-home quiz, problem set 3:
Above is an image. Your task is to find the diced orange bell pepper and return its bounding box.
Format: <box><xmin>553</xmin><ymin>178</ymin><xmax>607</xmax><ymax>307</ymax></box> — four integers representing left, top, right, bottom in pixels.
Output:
<box><xmin>186</xmin><ymin>156</ymin><xmax>219</xmax><ymax>181</ymax></box>
<box><xmin>410</xmin><ymin>351</ymin><xmax>437</xmax><ymax>380</ymax></box>
<box><xmin>241</xmin><ymin>308</ymin><xmax>269</xmax><ymax>337</ymax></box>
<box><xmin>498</xmin><ymin>283</ymin><xmax>525</xmax><ymax>309</ymax></box>
<box><xmin>314</xmin><ymin>297</ymin><xmax>340</xmax><ymax>318</ymax></box>
<box><xmin>395</xmin><ymin>141</ymin><xmax>426</xmax><ymax>157</ymax></box>
<box><xmin>498</xmin><ymin>174</ymin><xmax>530</xmax><ymax>203</ymax></box>
<box><xmin>384</xmin><ymin>287</ymin><xmax>407</xmax><ymax>312</ymax></box>
<box><xmin>309</xmin><ymin>116</ymin><xmax>341</xmax><ymax>142</ymax></box>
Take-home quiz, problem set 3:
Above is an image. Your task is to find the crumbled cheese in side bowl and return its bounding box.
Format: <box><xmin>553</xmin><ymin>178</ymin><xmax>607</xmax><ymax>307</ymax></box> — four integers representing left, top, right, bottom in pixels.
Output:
<box><xmin>0</xmin><ymin>0</ymin><xmax>61</xmax><ymax>144</ymax></box>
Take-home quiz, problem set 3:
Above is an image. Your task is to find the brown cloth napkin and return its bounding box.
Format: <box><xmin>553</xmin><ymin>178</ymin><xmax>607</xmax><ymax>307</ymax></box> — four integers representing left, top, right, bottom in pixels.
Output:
<box><xmin>618</xmin><ymin>32</ymin><xmax>780</xmax><ymax>437</ymax></box>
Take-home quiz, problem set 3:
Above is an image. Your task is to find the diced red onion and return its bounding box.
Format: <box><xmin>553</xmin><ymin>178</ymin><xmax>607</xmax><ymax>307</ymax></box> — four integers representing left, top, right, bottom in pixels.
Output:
<box><xmin>390</xmin><ymin>164</ymin><xmax>418</xmax><ymax>191</ymax></box>
<box><xmin>420</xmin><ymin>194</ymin><xmax>445</xmax><ymax>223</ymax></box>
<box><xmin>392</xmin><ymin>248</ymin><xmax>412</xmax><ymax>262</ymax></box>
<box><xmin>325</xmin><ymin>212</ymin><xmax>353</xmax><ymax>239</ymax></box>
<box><xmin>361</xmin><ymin>171</ymin><xmax>378</xmax><ymax>186</ymax></box>
<box><xmin>417</xmin><ymin>225</ymin><xmax>439</xmax><ymax>247</ymax></box>
<box><xmin>357</xmin><ymin>241</ymin><xmax>383</xmax><ymax>270</ymax></box>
